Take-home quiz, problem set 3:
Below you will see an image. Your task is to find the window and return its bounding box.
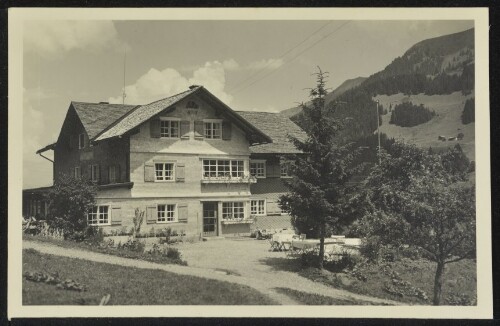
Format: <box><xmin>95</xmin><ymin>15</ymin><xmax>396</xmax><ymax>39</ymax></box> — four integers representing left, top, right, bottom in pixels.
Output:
<box><xmin>109</xmin><ymin>165</ymin><xmax>117</xmax><ymax>183</ymax></box>
<box><xmin>155</xmin><ymin>163</ymin><xmax>175</xmax><ymax>181</ymax></box>
<box><xmin>222</xmin><ymin>202</ymin><xmax>245</xmax><ymax>220</ymax></box>
<box><xmin>202</xmin><ymin>159</ymin><xmax>245</xmax><ymax>178</ymax></box>
<box><xmin>250</xmin><ymin>161</ymin><xmax>266</xmax><ymax>178</ymax></box>
<box><xmin>280</xmin><ymin>161</ymin><xmax>292</xmax><ymax>178</ymax></box>
<box><xmin>74</xmin><ymin>166</ymin><xmax>80</xmax><ymax>178</ymax></box>
<box><xmin>281</xmin><ymin>201</ymin><xmax>289</xmax><ymax>215</ymax></box>
<box><xmin>160</xmin><ymin>119</ymin><xmax>180</xmax><ymax>138</ymax></box>
<box><xmin>90</xmin><ymin>164</ymin><xmax>99</xmax><ymax>182</ymax></box>
<box><xmin>204</xmin><ymin>120</ymin><xmax>221</xmax><ymax>139</ymax></box>
<box><xmin>157</xmin><ymin>204</ymin><xmax>177</xmax><ymax>223</ymax></box>
<box><xmin>78</xmin><ymin>133</ymin><xmax>85</xmax><ymax>149</ymax></box>
<box><xmin>251</xmin><ymin>200</ymin><xmax>266</xmax><ymax>216</ymax></box>
<box><xmin>87</xmin><ymin>206</ymin><xmax>109</xmax><ymax>225</ymax></box>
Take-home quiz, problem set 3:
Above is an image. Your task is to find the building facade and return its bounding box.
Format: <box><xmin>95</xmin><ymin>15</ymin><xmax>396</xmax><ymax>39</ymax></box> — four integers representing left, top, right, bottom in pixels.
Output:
<box><xmin>24</xmin><ymin>86</ymin><xmax>307</xmax><ymax>238</ymax></box>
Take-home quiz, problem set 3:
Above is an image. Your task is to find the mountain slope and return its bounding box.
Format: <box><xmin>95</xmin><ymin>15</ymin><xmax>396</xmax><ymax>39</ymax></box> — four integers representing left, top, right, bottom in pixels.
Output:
<box><xmin>289</xmin><ymin>28</ymin><xmax>475</xmax><ymax>158</ymax></box>
<box><xmin>280</xmin><ymin>77</ymin><xmax>366</xmax><ymax>118</ymax></box>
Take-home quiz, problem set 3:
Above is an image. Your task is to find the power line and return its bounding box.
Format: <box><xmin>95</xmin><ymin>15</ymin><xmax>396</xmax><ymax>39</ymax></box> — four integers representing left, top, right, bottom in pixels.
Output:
<box><xmin>227</xmin><ymin>21</ymin><xmax>334</xmax><ymax>93</ymax></box>
<box><xmin>231</xmin><ymin>21</ymin><xmax>351</xmax><ymax>95</ymax></box>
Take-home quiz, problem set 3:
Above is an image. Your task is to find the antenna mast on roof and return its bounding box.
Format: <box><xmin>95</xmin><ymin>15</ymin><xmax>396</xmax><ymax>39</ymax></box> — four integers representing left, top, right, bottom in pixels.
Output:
<box><xmin>122</xmin><ymin>50</ymin><xmax>127</xmax><ymax>105</ymax></box>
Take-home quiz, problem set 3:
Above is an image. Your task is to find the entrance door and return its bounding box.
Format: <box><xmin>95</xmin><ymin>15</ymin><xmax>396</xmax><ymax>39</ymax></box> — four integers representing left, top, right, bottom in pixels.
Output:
<box><xmin>203</xmin><ymin>202</ymin><xmax>218</xmax><ymax>237</ymax></box>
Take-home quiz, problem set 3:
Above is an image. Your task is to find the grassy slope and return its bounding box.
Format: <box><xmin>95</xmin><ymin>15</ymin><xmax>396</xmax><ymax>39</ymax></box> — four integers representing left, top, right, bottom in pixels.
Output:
<box><xmin>274</xmin><ymin>288</ymin><xmax>383</xmax><ymax>305</ymax></box>
<box><xmin>375</xmin><ymin>91</ymin><xmax>475</xmax><ymax>160</ymax></box>
<box><xmin>300</xmin><ymin>258</ymin><xmax>476</xmax><ymax>305</ymax></box>
<box><xmin>23</xmin><ymin>249</ymin><xmax>276</xmax><ymax>305</ymax></box>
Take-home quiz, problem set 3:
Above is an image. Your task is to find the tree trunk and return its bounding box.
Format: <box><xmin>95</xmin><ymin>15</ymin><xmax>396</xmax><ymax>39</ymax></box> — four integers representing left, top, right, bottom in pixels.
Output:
<box><xmin>433</xmin><ymin>261</ymin><xmax>445</xmax><ymax>305</ymax></box>
<box><xmin>318</xmin><ymin>223</ymin><xmax>325</xmax><ymax>270</ymax></box>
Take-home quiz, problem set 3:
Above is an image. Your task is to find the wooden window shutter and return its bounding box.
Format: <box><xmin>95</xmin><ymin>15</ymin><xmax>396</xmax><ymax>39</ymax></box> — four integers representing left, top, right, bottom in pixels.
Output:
<box><xmin>111</xmin><ymin>206</ymin><xmax>122</xmax><ymax>225</ymax></box>
<box><xmin>222</xmin><ymin>121</ymin><xmax>232</xmax><ymax>140</ymax></box>
<box><xmin>146</xmin><ymin>205</ymin><xmax>157</xmax><ymax>224</ymax></box>
<box><xmin>266</xmin><ymin>163</ymin><xmax>280</xmax><ymax>178</ymax></box>
<box><xmin>96</xmin><ymin>164</ymin><xmax>101</xmax><ymax>183</ymax></box>
<box><xmin>194</xmin><ymin>121</ymin><xmax>204</xmax><ymax>140</ymax></box>
<box><xmin>144</xmin><ymin>163</ymin><xmax>155</xmax><ymax>182</ymax></box>
<box><xmin>178</xmin><ymin>204</ymin><xmax>188</xmax><ymax>223</ymax></box>
<box><xmin>176</xmin><ymin>163</ymin><xmax>185</xmax><ymax>182</ymax></box>
<box><xmin>180</xmin><ymin>121</ymin><xmax>190</xmax><ymax>139</ymax></box>
<box><xmin>116</xmin><ymin>164</ymin><xmax>121</xmax><ymax>183</ymax></box>
<box><xmin>87</xmin><ymin>165</ymin><xmax>92</xmax><ymax>180</ymax></box>
<box><xmin>150</xmin><ymin>118</ymin><xmax>161</xmax><ymax>138</ymax></box>
<box><xmin>69</xmin><ymin>135</ymin><xmax>75</xmax><ymax>150</ymax></box>
<box><xmin>266</xmin><ymin>199</ymin><xmax>280</xmax><ymax>215</ymax></box>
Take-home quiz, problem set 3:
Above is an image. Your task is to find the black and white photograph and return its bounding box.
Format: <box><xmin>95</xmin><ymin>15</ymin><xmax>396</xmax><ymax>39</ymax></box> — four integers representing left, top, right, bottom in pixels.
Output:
<box><xmin>8</xmin><ymin>7</ymin><xmax>492</xmax><ymax>319</ymax></box>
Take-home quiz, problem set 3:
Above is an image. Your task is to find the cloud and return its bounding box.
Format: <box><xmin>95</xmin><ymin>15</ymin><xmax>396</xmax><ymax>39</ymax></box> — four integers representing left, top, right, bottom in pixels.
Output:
<box><xmin>246</xmin><ymin>58</ymin><xmax>284</xmax><ymax>70</ymax></box>
<box><xmin>109</xmin><ymin>61</ymin><xmax>232</xmax><ymax>105</ymax></box>
<box><xmin>24</xmin><ymin>20</ymin><xmax>128</xmax><ymax>56</ymax></box>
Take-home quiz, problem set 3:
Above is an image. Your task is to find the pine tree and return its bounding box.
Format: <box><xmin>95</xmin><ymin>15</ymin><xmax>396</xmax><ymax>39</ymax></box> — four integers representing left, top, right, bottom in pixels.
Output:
<box><xmin>280</xmin><ymin>67</ymin><xmax>361</xmax><ymax>269</ymax></box>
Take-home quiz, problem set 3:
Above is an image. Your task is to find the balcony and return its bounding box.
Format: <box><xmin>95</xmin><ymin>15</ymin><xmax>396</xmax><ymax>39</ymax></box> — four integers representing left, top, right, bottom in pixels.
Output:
<box><xmin>201</xmin><ymin>174</ymin><xmax>257</xmax><ymax>184</ymax></box>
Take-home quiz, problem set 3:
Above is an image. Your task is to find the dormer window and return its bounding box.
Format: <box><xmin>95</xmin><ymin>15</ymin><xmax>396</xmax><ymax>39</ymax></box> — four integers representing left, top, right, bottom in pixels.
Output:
<box><xmin>78</xmin><ymin>133</ymin><xmax>85</xmax><ymax>149</ymax></box>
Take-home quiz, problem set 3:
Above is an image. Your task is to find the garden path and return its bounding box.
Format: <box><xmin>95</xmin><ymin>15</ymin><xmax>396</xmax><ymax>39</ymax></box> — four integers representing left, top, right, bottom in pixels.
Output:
<box><xmin>23</xmin><ymin>239</ymin><xmax>399</xmax><ymax>306</ymax></box>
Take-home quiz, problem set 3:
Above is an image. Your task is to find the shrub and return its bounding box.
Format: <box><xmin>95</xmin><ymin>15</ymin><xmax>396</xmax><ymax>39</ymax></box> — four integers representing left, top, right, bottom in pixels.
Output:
<box><xmin>118</xmin><ymin>239</ymin><xmax>145</xmax><ymax>253</ymax></box>
<box><xmin>165</xmin><ymin>247</ymin><xmax>182</xmax><ymax>260</ymax></box>
<box><xmin>45</xmin><ymin>174</ymin><xmax>97</xmax><ymax>240</ymax></box>
<box><xmin>389</xmin><ymin>102</ymin><xmax>435</xmax><ymax>127</ymax></box>
<box><xmin>359</xmin><ymin>236</ymin><xmax>382</xmax><ymax>262</ymax></box>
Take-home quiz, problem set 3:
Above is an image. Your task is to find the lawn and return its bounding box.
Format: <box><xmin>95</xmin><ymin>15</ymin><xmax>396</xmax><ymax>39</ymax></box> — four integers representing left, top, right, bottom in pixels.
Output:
<box><xmin>298</xmin><ymin>257</ymin><xmax>476</xmax><ymax>305</ymax></box>
<box><xmin>274</xmin><ymin>288</ymin><xmax>385</xmax><ymax>305</ymax></box>
<box><xmin>23</xmin><ymin>249</ymin><xmax>276</xmax><ymax>305</ymax></box>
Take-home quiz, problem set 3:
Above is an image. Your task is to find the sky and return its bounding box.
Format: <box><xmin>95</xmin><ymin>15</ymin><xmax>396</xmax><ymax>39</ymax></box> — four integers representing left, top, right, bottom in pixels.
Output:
<box><xmin>22</xmin><ymin>19</ymin><xmax>474</xmax><ymax>189</ymax></box>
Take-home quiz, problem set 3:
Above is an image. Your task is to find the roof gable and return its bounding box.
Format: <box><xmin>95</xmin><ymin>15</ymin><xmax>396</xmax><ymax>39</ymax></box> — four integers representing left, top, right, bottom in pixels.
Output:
<box><xmin>235</xmin><ymin>111</ymin><xmax>307</xmax><ymax>154</ymax></box>
<box><xmin>94</xmin><ymin>86</ymin><xmax>272</xmax><ymax>144</ymax></box>
<box><xmin>72</xmin><ymin>102</ymin><xmax>137</xmax><ymax>139</ymax></box>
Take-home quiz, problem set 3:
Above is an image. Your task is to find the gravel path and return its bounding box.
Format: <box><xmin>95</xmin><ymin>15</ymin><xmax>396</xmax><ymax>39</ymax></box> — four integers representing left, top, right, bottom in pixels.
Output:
<box><xmin>23</xmin><ymin>239</ymin><xmax>398</xmax><ymax>305</ymax></box>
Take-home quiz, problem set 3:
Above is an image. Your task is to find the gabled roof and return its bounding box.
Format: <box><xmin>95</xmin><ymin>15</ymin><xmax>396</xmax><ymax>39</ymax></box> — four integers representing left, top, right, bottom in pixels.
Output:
<box><xmin>72</xmin><ymin>102</ymin><xmax>137</xmax><ymax>140</ymax></box>
<box><xmin>235</xmin><ymin>111</ymin><xmax>307</xmax><ymax>154</ymax></box>
<box><xmin>94</xmin><ymin>86</ymin><xmax>272</xmax><ymax>144</ymax></box>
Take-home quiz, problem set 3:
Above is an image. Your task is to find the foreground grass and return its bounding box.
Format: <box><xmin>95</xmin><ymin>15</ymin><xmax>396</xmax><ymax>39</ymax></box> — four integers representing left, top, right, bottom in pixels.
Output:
<box><xmin>274</xmin><ymin>288</ymin><xmax>384</xmax><ymax>305</ymax></box>
<box><xmin>299</xmin><ymin>257</ymin><xmax>476</xmax><ymax>305</ymax></box>
<box><xmin>23</xmin><ymin>234</ymin><xmax>186</xmax><ymax>266</ymax></box>
<box><xmin>23</xmin><ymin>249</ymin><xmax>276</xmax><ymax>305</ymax></box>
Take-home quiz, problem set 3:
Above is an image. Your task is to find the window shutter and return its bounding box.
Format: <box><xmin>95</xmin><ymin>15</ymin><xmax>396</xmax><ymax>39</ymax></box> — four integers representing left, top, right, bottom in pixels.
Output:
<box><xmin>222</xmin><ymin>121</ymin><xmax>232</xmax><ymax>140</ymax></box>
<box><xmin>176</xmin><ymin>163</ymin><xmax>185</xmax><ymax>182</ymax></box>
<box><xmin>266</xmin><ymin>163</ymin><xmax>280</xmax><ymax>178</ymax></box>
<box><xmin>111</xmin><ymin>206</ymin><xmax>122</xmax><ymax>225</ymax></box>
<box><xmin>194</xmin><ymin>121</ymin><xmax>204</xmax><ymax>140</ymax></box>
<box><xmin>144</xmin><ymin>163</ymin><xmax>155</xmax><ymax>182</ymax></box>
<box><xmin>87</xmin><ymin>165</ymin><xmax>92</xmax><ymax>180</ymax></box>
<box><xmin>116</xmin><ymin>164</ymin><xmax>121</xmax><ymax>183</ymax></box>
<box><xmin>178</xmin><ymin>204</ymin><xmax>188</xmax><ymax>223</ymax></box>
<box><xmin>146</xmin><ymin>205</ymin><xmax>157</xmax><ymax>224</ymax></box>
<box><xmin>96</xmin><ymin>164</ymin><xmax>101</xmax><ymax>183</ymax></box>
<box><xmin>69</xmin><ymin>135</ymin><xmax>75</xmax><ymax>150</ymax></box>
<box><xmin>180</xmin><ymin>121</ymin><xmax>190</xmax><ymax>139</ymax></box>
<box><xmin>266</xmin><ymin>199</ymin><xmax>280</xmax><ymax>215</ymax></box>
<box><xmin>150</xmin><ymin>118</ymin><xmax>161</xmax><ymax>138</ymax></box>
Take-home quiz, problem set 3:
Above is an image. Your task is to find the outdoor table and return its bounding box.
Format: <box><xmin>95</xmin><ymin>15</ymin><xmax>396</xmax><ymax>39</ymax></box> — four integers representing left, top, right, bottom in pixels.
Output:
<box><xmin>271</xmin><ymin>233</ymin><xmax>299</xmax><ymax>251</ymax></box>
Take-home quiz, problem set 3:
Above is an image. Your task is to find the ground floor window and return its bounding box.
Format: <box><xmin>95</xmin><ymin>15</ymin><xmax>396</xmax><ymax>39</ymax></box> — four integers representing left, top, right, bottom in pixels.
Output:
<box><xmin>222</xmin><ymin>202</ymin><xmax>245</xmax><ymax>219</ymax></box>
<box><xmin>87</xmin><ymin>206</ymin><xmax>109</xmax><ymax>225</ymax></box>
<box><xmin>158</xmin><ymin>204</ymin><xmax>177</xmax><ymax>223</ymax></box>
<box><xmin>251</xmin><ymin>200</ymin><xmax>266</xmax><ymax>216</ymax></box>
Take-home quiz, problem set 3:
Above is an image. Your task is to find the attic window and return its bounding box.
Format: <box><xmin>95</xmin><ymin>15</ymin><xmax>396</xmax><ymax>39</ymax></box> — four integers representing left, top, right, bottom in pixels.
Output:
<box><xmin>78</xmin><ymin>134</ymin><xmax>85</xmax><ymax>149</ymax></box>
<box><xmin>186</xmin><ymin>101</ymin><xmax>199</xmax><ymax>109</ymax></box>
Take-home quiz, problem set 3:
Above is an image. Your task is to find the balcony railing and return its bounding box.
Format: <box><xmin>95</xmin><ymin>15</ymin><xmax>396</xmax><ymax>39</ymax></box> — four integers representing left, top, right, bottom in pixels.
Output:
<box><xmin>201</xmin><ymin>174</ymin><xmax>257</xmax><ymax>184</ymax></box>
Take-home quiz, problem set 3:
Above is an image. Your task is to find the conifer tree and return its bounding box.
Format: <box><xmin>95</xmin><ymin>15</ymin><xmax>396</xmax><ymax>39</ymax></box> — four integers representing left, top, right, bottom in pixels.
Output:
<box><xmin>280</xmin><ymin>68</ymin><xmax>361</xmax><ymax>269</ymax></box>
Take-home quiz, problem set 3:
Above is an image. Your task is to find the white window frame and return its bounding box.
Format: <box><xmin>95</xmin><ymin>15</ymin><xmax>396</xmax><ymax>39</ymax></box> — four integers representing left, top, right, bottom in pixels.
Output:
<box><xmin>87</xmin><ymin>205</ymin><xmax>110</xmax><ymax>226</ymax></box>
<box><xmin>160</xmin><ymin>117</ymin><xmax>180</xmax><ymax>138</ymax></box>
<box><xmin>222</xmin><ymin>201</ymin><xmax>245</xmax><ymax>220</ymax></box>
<box><xmin>155</xmin><ymin>162</ymin><xmax>175</xmax><ymax>182</ymax></box>
<box><xmin>157</xmin><ymin>204</ymin><xmax>177</xmax><ymax>223</ymax></box>
<box><xmin>250</xmin><ymin>199</ymin><xmax>266</xmax><ymax>216</ymax></box>
<box><xmin>90</xmin><ymin>164</ymin><xmax>99</xmax><ymax>182</ymax></box>
<box><xmin>250</xmin><ymin>160</ymin><xmax>266</xmax><ymax>178</ymax></box>
<box><xmin>280</xmin><ymin>160</ymin><xmax>293</xmax><ymax>178</ymax></box>
<box><xmin>203</xmin><ymin>119</ymin><xmax>222</xmax><ymax>139</ymax></box>
<box><xmin>202</xmin><ymin>159</ymin><xmax>245</xmax><ymax>179</ymax></box>
<box><xmin>78</xmin><ymin>133</ymin><xmax>85</xmax><ymax>149</ymax></box>
<box><xmin>74</xmin><ymin>166</ymin><xmax>80</xmax><ymax>179</ymax></box>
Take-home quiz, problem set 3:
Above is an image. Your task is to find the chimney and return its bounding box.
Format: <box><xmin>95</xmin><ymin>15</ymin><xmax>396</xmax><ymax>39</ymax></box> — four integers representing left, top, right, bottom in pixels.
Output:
<box><xmin>189</xmin><ymin>85</ymin><xmax>200</xmax><ymax>90</ymax></box>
